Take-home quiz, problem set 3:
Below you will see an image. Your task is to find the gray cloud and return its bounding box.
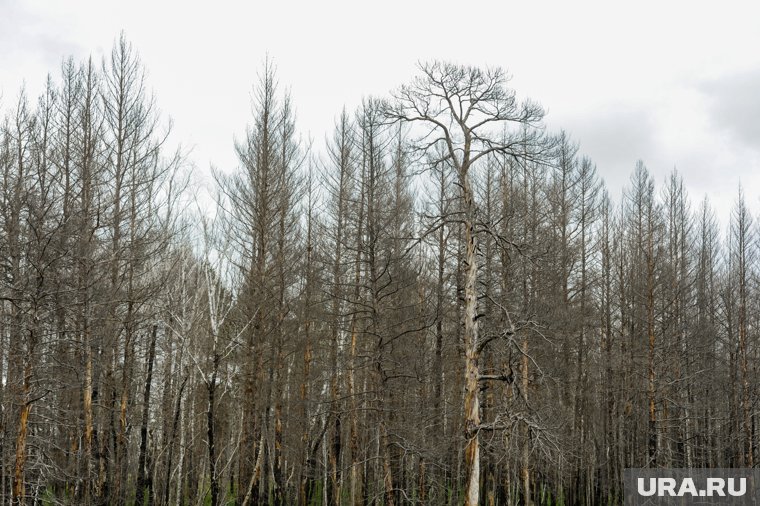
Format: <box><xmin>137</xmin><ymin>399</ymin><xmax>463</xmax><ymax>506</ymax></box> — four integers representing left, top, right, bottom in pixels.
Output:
<box><xmin>0</xmin><ymin>3</ymin><xmax>82</xmax><ymax>81</ymax></box>
<box><xmin>698</xmin><ymin>68</ymin><xmax>760</xmax><ymax>153</ymax></box>
<box><xmin>550</xmin><ymin>105</ymin><xmax>659</xmax><ymax>198</ymax></box>
<box><xmin>549</xmin><ymin>100</ymin><xmax>746</xmax><ymax>227</ymax></box>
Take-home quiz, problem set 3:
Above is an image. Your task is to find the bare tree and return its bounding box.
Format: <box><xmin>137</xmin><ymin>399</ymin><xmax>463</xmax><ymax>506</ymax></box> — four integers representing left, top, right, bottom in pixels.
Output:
<box><xmin>388</xmin><ymin>61</ymin><xmax>548</xmax><ymax>505</ymax></box>
<box><xmin>7</xmin><ymin>41</ymin><xmax>760</xmax><ymax>506</ymax></box>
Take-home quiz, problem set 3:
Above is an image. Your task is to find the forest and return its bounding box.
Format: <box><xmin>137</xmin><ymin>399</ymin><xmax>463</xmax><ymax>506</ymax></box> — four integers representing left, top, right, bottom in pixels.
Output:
<box><xmin>0</xmin><ymin>35</ymin><xmax>757</xmax><ymax>506</ymax></box>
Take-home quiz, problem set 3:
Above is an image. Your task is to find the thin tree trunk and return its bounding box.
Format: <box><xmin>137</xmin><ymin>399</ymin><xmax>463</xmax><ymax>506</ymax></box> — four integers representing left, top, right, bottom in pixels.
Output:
<box><xmin>241</xmin><ymin>432</ymin><xmax>265</xmax><ymax>506</ymax></box>
<box><xmin>135</xmin><ymin>325</ymin><xmax>158</xmax><ymax>505</ymax></box>
<box><xmin>207</xmin><ymin>354</ymin><xmax>220</xmax><ymax>506</ymax></box>
<box><xmin>520</xmin><ymin>336</ymin><xmax>531</xmax><ymax>506</ymax></box>
<box><xmin>12</xmin><ymin>365</ymin><xmax>32</xmax><ymax>505</ymax></box>
<box><xmin>163</xmin><ymin>375</ymin><xmax>187</xmax><ymax>506</ymax></box>
<box><xmin>647</xmin><ymin>232</ymin><xmax>657</xmax><ymax>466</ymax></box>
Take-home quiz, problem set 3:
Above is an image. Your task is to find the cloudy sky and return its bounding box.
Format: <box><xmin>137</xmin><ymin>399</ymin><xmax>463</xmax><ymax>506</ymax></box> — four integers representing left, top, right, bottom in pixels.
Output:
<box><xmin>2</xmin><ymin>0</ymin><xmax>759</xmax><ymax>227</ymax></box>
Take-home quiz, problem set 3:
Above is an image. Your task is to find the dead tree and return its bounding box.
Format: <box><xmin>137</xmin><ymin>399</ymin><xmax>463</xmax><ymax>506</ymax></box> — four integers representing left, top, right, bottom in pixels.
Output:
<box><xmin>389</xmin><ymin>61</ymin><xmax>548</xmax><ymax>505</ymax></box>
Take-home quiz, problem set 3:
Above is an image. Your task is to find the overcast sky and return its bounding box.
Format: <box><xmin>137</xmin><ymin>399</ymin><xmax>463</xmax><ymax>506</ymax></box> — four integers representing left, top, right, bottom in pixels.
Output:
<box><xmin>2</xmin><ymin>0</ymin><xmax>759</xmax><ymax>228</ymax></box>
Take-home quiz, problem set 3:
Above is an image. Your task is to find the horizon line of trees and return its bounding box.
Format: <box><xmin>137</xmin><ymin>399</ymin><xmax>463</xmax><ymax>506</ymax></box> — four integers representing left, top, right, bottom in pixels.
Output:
<box><xmin>1</xmin><ymin>35</ymin><xmax>759</xmax><ymax>506</ymax></box>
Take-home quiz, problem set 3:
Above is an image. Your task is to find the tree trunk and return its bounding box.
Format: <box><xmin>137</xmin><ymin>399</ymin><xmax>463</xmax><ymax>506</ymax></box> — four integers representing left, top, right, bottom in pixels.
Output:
<box><xmin>163</xmin><ymin>375</ymin><xmax>187</xmax><ymax>506</ymax></box>
<box><xmin>207</xmin><ymin>355</ymin><xmax>220</xmax><ymax>506</ymax></box>
<box><xmin>462</xmin><ymin>167</ymin><xmax>481</xmax><ymax>506</ymax></box>
<box><xmin>12</xmin><ymin>371</ymin><xmax>32</xmax><ymax>505</ymax></box>
<box><xmin>521</xmin><ymin>336</ymin><xmax>531</xmax><ymax>506</ymax></box>
<box><xmin>135</xmin><ymin>325</ymin><xmax>158</xmax><ymax>505</ymax></box>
